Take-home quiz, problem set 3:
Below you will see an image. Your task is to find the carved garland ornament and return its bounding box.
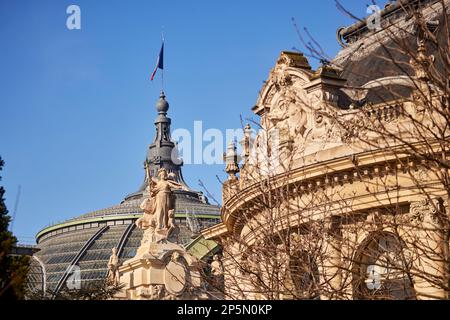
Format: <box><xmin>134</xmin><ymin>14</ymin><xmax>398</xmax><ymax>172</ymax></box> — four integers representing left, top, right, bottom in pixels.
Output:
<box><xmin>409</xmin><ymin>198</ymin><xmax>441</xmax><ymax>225</ymax></box>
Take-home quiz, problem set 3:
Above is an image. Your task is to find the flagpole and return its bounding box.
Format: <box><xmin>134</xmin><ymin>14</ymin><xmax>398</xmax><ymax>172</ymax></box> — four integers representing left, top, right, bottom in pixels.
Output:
<box><xmin>161</xmin><ymin>31</ymin><xmax>165</xmax><ymax>93</ymax></box>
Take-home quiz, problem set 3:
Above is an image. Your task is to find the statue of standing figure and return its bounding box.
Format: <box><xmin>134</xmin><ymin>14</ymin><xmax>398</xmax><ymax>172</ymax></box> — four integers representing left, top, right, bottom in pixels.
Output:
<box><xmin>210</xmin><ymin>254</ymin><xmax>224</xmax><ymax>288</ymax></box>
<box><xmin>211</xmin><ymin>255</ymin><xmax>224</xmax><ymax>277</ymax></box>
<box><xmin>137</xmin><ymin>168</ymin><xmax>186</xmax><ymax>243</ymax></box>
<box><xmin>107</xmin><ymin>247</ymin><xmax>120</xmax><ymax>286</ymax></box>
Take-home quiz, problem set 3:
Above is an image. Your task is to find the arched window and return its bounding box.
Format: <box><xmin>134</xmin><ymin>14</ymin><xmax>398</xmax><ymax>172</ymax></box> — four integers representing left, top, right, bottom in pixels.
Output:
<box><xmin>353</xmin><ymin>232</ymin><xmax>415</xmax><ymax>300</ymax></box>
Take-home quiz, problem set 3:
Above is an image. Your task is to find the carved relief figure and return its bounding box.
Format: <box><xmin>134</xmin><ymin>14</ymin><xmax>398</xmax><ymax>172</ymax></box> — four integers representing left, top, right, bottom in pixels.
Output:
<box><xmin>268</xmin><ymin>86</ymin><xmax>308</xmax><ymax>141</ymax></box>
<box><xmin>150</xmin><ymin>284</ymin><xmax>165</xmax><ymax>300</ymax></box>
<box><xmin>167</xmin><ymin>209</ymin><xmax>180</xmax><ymax>242</ymax></box>
<box><xmin>136</xmin><ymin>185</ymin><xmax>156</xmax><ymax>230</ymax></box>
<box><xmin>211</xmin><ymin>254</ymin><xmax>224</xmax><ymax>277</ymax></box>
<box><xmin>210</xmin><ymin>254</ymin><xmax>224</xmax><ymax>288</ymax></box>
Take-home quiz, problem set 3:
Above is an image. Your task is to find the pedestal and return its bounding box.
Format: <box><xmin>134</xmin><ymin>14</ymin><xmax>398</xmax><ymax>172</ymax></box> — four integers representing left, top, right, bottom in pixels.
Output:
<box><xmin>116</xmin><ymin>241</ymin><xmax>208</xmax><ymax>300</ymax></box>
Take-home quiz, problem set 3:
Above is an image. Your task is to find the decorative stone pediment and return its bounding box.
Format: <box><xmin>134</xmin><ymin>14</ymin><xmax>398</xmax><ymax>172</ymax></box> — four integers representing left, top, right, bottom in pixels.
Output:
<box><xmin>252</xmin><ymin>52</ymin><xmax>355</xmax><ymax>149</ymax></box>
<box><xmin>276</xmin><ymin>51</ymin><xmax>312</xmax><ymax>70</ymax></box>
<box><xmin>254</xmin><ymin>52</ymin><xmax>312</xmax><ymax>115</ymax></box>
<box><xmin>252</xmin><ymin>53</ymin><xmax>315</xmax><ymax>148</ymax></box>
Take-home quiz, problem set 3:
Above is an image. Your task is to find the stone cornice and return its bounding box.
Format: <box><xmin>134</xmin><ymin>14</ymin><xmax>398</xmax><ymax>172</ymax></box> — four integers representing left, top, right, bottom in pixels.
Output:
<box><xmin>238</xmin><ymin>183</ymin><xmax>445</xmax><ymax>245</ymax></box>
<box><xmin>201</xmin><ymin>223</ymin><xmax>229</xmax><ymax>240</ymax></box>
<box><xmin>221</xmin><ymin>140</ymin><xmax>446</xmax><ymax>235</ymax></box>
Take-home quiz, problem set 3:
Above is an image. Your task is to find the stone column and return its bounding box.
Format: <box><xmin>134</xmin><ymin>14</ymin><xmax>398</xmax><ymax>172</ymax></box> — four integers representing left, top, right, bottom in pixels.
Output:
<box><xmin>319</xmin><ymin>218</ymin><xmax>343</xmax><ymax>300</ymax></box>
<box><xmin>409</xmin><ymin>198</ymin><xmax>447</xmax><ymax>299</ymax></box>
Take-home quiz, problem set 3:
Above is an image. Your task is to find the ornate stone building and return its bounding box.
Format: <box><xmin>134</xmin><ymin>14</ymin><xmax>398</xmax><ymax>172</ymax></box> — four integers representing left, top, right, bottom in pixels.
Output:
<box><xmin>203</xmin><ymin>0</ymin><xmax>449</xmax><ymax>300</ymax></box>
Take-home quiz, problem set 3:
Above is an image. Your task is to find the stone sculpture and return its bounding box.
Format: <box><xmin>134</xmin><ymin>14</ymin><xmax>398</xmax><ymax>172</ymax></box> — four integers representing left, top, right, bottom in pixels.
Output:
<box><xmin>136</xmin><ymin>167</ymin><xmax>187</xmax><ymax>243</ymax></box>
<box><xmin>107</xmin><ymin>247</ymin><xmax>120</xmax><ymax>286</ymax></box>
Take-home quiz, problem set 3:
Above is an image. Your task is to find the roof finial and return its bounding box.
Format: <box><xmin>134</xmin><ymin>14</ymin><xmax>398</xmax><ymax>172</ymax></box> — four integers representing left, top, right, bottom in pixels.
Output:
<box><xmin>224</xmin><ymin>141</ymin><xmax>240</xmax><ymax>181</ymax></box>
<box><xmin>156</xmin><ymin>90</ymin><xmax>169</xmax><ymax>114</ymax></box>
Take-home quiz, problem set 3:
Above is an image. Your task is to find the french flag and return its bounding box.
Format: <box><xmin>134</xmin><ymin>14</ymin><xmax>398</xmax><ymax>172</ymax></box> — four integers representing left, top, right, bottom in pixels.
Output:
<box><xmin>150</xmin><ymin>42</ymin><xmax>164</xmax><ymax>81</ymax></box>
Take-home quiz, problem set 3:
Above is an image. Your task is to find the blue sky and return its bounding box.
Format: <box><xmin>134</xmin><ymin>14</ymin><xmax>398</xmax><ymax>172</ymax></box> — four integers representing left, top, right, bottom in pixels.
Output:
<box><xmin>0</xmin><ymin>0</ymin><xmax>385</xmax><ymax>244</ymax></box>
